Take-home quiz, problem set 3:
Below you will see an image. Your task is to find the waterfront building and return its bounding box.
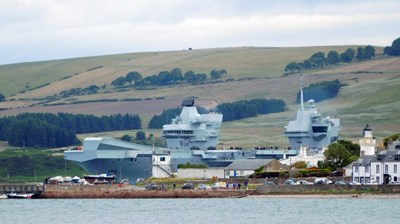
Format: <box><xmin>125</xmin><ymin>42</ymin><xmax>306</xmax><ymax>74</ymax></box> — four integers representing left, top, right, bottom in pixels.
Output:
<box><xmin>351</xmin><ymin>125</ymin><xmax>400</xmax><ymax>184</ymax></box>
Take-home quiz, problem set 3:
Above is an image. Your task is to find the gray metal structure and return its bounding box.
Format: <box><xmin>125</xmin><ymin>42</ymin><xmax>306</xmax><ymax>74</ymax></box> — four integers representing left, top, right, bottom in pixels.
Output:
<box><xmin>284</xmin><ymin>83</ymin><xmax>341</xmax><ymax>151</ymax></box>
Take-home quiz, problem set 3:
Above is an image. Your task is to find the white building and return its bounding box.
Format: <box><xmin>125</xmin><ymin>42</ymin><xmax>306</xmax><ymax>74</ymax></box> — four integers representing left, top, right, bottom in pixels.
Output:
<box><xmin>359</xmin><ymin>124</ymin><xmax>376</xmax><ymax>156</ymax></box>
<box><xmin>352</xmin><ymin>124</ymin><xmax>400</xmax><ymax>184</ymax></box>
<box><xmin>280</xmin><ymin>146</ymin><xmax>325</xmax><ymax>167</ymax></box>
<box><xmin>353</xmin><ymin>151</ymin><xmax>400</xmax><ymax>184</ymax></box>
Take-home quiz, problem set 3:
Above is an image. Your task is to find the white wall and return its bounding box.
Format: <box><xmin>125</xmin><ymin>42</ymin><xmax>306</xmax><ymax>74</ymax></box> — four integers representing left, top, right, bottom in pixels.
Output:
<box><xmin>177</xmin><ymin>168</ymin><xmax>225</xmax><ymax>179</ymax></box>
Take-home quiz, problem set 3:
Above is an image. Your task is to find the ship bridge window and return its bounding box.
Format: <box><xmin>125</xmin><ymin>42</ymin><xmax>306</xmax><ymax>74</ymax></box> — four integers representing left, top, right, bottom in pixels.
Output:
<box><xmin>312</xmin><ymin>126</ymin><xmax>328</xmax><ymax>133</ymax></box>
<box><xmin>164</xmin><ymin>130</ymin><xmax>193</xmax><ymax>135</ymax></box>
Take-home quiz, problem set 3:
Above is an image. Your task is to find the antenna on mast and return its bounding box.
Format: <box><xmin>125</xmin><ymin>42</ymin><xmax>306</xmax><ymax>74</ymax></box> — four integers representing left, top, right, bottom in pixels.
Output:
<box><xmin>300</xmin><ymin>74</ymin><xmax>304</xmax><ymax>110</ymax></box>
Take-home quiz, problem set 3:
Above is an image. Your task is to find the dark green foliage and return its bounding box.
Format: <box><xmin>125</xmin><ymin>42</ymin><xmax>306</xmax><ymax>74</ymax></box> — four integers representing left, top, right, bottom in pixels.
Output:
<box><xmin>327</xmin><ymin>51</ymin><xmax>340</xmax><ymax>65</ymax></box>
<box><xmin>319</xmin><ymin>141</ymin><xmax>359</xmax><ymax>171</ymax></box>
<box><xmin>0</xmin><ymin>112</ymin><xmax>142</xmax><ymax>148</ymax></box>
<box><xmin>148</xmin><ymin>107</ymin><xmax>182</xmax><ymax>129</ymax></box>
<box><xmin>356</xmin><ymin>46</ymin><xmax>376</xmax><ymax>61</ymax></box>
<box><xmin>136</xmin><ymin>131</ymin><xmax>146</xmax><ymax>140</ymax></box>
<box><xmin>177</xmin><ymin>162</ymin><xmax>208</xmax><ymax>169</ymax></box>
<box><xmin>0</xmin><ymin>93</ymin><xmax>5</xmax><ymax>102</ymax></box>
<box><xmin>210</xmin><ymin>69</ymin><xmax>227</xmax><ymax>79</ymax></box>
<box><xmin>337</xmin><ymin>140</ymin><xmax>360</xmax><ymax>157</ymax></box>
<box><xmin>296</xmin><ymin>79</ymin><xmax>341</xmax><ymax>103</ymax></box>
<box><xmin>0</xmin><ymin>149</ymin><xmax>87</xmax><ymax>182</ymax></box>
<box><xmin>285</xmin><ymin>62</ymin><xmax>301</xmax><ymax>74</ymax></box>
<box><xmin>217</xmin><ymin>98</ymin><xmax>286</xmax><ymax>122</ymax></box>
<box><xmin>340</xmin><ymin>48</ymin><xmax>356</xmax><ymax>63</ymax></box>
<box><xmin>384</xmin><ymin>37</ymin><xmax>400</xmax><ymax>56</ymax></box>
<box><xmin>115</xmin><ymin>68</ymin><xmax>227</xmax><ymax>87</ymax></box>
<box><xmin>121</xmin><ymin>134</ymin><xmax>132</xmax><ymax>142</ymax></box>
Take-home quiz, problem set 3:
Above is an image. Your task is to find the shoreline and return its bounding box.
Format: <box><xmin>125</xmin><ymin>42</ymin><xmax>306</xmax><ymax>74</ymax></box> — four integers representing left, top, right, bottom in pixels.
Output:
<box><xmin>247</xmin><ymin>193</ymin><xmax>400</xmax><ymax>199</ymax></box>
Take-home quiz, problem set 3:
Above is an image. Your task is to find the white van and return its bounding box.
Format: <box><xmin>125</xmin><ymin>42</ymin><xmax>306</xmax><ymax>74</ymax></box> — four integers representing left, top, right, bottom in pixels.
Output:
<box><xmin>314</xmin><ymin>178</ymin><xmax>333</xmax><ymax>184</ymax></box>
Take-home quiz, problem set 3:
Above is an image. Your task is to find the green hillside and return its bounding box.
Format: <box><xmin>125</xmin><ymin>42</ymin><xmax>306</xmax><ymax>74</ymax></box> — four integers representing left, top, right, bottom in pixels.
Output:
<box><xmin>0</xmin><ymin>45</ymin><xmax>399</xmax><ymax>148</ymax></box>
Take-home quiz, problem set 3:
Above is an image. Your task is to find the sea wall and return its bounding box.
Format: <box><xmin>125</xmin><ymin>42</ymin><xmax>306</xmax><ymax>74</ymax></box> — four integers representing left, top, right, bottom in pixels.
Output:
<box><xmin>40</xmin><ymin>184</ymin><xmax>254</xmax><ymax>199</ymax></box>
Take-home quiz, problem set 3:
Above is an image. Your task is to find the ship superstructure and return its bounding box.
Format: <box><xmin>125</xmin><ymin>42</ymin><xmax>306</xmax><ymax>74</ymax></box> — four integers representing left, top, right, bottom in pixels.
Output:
<box><xmin>284</xmin><ymin>81</ymin><xmax>341</xmax><ymax>151</ymax></box>
<box><xmin>162</xmin><ymin>98</ymin><xmax>222</xmax><ymax>150</ymax></box>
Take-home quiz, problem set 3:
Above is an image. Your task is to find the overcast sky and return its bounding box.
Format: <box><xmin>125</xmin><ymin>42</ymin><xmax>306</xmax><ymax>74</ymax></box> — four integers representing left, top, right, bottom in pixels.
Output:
<box><xmin>1</xmin><ymin>0</ymin><xmax>399</xmax><ymax>65</ymax></box>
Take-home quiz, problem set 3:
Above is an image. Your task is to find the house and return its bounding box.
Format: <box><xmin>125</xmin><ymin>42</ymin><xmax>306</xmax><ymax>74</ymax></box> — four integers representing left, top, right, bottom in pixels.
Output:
<box><xmin>224</xmin><ymin>159</ymin><xmax>288</xmax><ymax>178</ymax></box>
<box><xmin>353</xmin><ymin>150</ymin><xmax>400</xmax><ymax>184</ymax></box>
<box><xmin>351</xmin><ymin>125</ymin><xmax>400</xmax><ymax>184</ymax></box>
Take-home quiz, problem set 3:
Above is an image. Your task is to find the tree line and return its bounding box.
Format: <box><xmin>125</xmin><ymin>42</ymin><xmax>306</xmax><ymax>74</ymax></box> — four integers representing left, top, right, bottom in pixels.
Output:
<box><xmin>111</xmin><ymin>68</ymin><xmax>227</xmax><ymax>88</ymax></box>
<box><xmin>296</xmin><ymin>79</ymin><xmax>342</xmax><ymax>103</ymax></box>
<box><xmin>216</xmin><ymin>99</ymin><xmax>287</xmax><ymax>122</ymax></box>
<box><xmin>0</xmin><ymin>113</ymin><xmax>142</xmax><ymax>148</ymax></box>
<box><xmin>285</xmin><ymin>46</ymin><xmax>376</xmax><ymax>74</ymax></box>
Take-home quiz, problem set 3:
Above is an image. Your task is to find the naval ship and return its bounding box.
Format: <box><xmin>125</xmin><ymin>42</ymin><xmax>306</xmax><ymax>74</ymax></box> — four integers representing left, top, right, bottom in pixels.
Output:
<box><xmin>284</xmin><ymin>83</ymin><xmax>341</xmax><ymax>151</ymax></box>
<box><xmin>65</xmin><ymin>90</ymin><xmax>340</xmax><ymax>182</ymax></box>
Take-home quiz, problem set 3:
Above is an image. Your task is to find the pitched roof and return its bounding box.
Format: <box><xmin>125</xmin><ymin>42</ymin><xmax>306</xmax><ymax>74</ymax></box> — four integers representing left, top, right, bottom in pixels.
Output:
<box><xmin>225</xmin><ymin>159</ymin><xmax>273</xmax><ymax>170</ymax></box>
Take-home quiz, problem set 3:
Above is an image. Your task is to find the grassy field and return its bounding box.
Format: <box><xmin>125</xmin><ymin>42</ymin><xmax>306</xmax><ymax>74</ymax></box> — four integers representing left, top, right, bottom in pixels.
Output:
<box><xmin>0</xmin><ymin>46</ymin><xmax>398</xmax><ymax>149</ymax></box>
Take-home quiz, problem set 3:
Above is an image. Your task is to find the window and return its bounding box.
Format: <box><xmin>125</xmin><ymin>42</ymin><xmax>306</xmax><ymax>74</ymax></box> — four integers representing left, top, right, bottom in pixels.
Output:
<box><xmin>355</xmin><ymin>166</ymin><xmax>359</xmax><ymax>172</ymax></box>
<box><xmin>376</xmin><ymin>165</ymin><xmax>380</xmax><ymax>173</ymax></box>
<box><xmin>160</xmin><ymin>157</ymin><xmax>165</xmax><ymax>162</ymax></box>
<box><xmin>385</xmin><ymin>164</ymin><xmax>388</xmax><ymax>174</ymax></box>
<box><xmin>395</xmin><ymin>165</ymin><xmax>398</xmax><ymax>173</ymax></box>
<box><xmin>376</xmin><ymin>177</ymin><xmax>380</xmax><ymax>184</ymax></box>
<box><xmin>365</xmin><ymin>166</ymin><xmax>370</xmax><ymax>173</ymax></box>
<box><xmin>365</xmin><ymin>177</ymin><xmax>371</xmax><ymax>183</ymax></box>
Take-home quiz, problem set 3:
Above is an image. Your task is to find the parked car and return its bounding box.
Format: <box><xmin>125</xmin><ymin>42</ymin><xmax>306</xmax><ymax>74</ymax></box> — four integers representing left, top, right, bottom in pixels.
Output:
<box><xmin>212</xmin><ymin>182</ymin><xmax>227</xmax><ymax>189</ymax></box>
<box><xmin>284</xmin><ymin>179</ymin><xmax>299</xmax><ymax>185</ymax></box>
<box><xmin>265</xmin><ymin>181</ymin><xmax>276</xmax><ymax>185</ymax></box>
<box><xmin>198</xmin><ymin>184</ymin><xmax>212</xmax><ymax>190</ymax></box>
<box><xmin>349</xmin><ymin>181</ymin><xmax>362</xmax><ymax>185</ymax></box>
<box><xmin>314</xmin><ymin>178</ymin><xmax>333</xmax><ymax>185</ymax></box>
<box><xmin>182</xmin><ymin>183</ymin><xmax>195</xmax><ymax>190</ymax></box>
<box><xmin>145</xmin><ymin>183</ymin><xmax>158</xmax><ymax>190</ymax></box>
<box><xmin>296</xmin><ymin>180</ymin><xmax>313</xmax><ymax>185</ymax></box>
<box><xmin>334</xmin><ymin>180</ymin><xmax>349</xmax><ymax>185</ymax></box>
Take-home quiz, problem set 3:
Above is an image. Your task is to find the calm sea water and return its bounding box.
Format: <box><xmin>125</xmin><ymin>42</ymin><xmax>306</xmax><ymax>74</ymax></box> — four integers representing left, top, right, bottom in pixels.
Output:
<box><xmin>1</xmin><ymin>197</ymin><xmax>399</xmax><ymax>224</ymax></box>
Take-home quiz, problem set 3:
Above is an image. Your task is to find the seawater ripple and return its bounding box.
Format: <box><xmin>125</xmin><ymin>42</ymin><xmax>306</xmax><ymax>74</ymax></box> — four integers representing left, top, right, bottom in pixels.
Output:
<box><xmin>0</xmin><ymin>198</ymin><xmax>399</xmax><ymax>224</ymax></box>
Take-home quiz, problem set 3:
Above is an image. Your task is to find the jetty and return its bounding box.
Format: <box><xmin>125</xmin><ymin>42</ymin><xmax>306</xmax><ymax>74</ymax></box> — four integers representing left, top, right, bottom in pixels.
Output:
<box><xmin>39</xmin><ymin>184</ymin><xmax>255</xmax><ymax>199</ymax></box>
<box><xmin>0</xmin><ymin>184</ymin><xmax>44</xmax><ymax>198</ymax></box>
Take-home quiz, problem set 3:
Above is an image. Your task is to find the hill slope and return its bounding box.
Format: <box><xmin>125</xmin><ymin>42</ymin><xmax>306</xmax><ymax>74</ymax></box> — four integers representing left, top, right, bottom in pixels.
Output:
<box><xmin>0</xmin><ymin>46</ymin><xmax>399</xmax><ymax>148</ymax></box>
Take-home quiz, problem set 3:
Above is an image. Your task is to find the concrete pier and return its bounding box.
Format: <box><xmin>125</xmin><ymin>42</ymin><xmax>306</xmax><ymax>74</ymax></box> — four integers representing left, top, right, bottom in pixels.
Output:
<box><xmin>39</xmin><ymin>184</ymin><xmax>254</xmax><ymax>199</ymax></box>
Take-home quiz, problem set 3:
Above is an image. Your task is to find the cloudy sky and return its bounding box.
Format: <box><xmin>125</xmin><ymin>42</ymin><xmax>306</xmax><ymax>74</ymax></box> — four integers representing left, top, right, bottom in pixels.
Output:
<box><xmin>1</xmin><ymin>0</ymin><xmax>399</xmax><ymax>65</ymax></box>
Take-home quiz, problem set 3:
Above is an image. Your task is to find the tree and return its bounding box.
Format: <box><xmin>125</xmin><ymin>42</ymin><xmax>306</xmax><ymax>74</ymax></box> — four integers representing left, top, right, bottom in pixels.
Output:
<box><xmin>327</xmin><ymin>51</ymin><xmax>340</xmax><ymax>65</ymax></box>
<box><xmin>356</xmin><ymin>47</ymin><xmax>365</xmax><ymax>60</ymax></box>
<box><xmin>364</xmin><ymin>45</ymin><xmax>375</xmax><ymax>60</ymax></box>
<box><xmin>284</xmin><ymin>62</ymin><xmax>300</xmax><ymax>74</ymax></box>
<box><xmin>111</xmin><ymin>76</ymin><xmax>126</xmax><ymax>87</ymax></box>
<box><xmin>337</xmin><ymin>140</ymin><xmax>360</xmax><ymax>157</ymax></box>
<box><xmin>170</xmin><ymin>68</ymin><xmax>183</xmax><ymax>83</ymax></box>
<box><xmin>340</xmin><ymin>48</ymin><xmax>355</xmax><ymax>63</ymax></box>
<box><xmin>183</xmin><ymin>70</ymin><xmax>196</xmax><ymax>83</ymax></box>
<box><xmin>136</xmin><ymin>131</ymin><xmax>146</xmax><ymax>140</ymax></box>
<box><xmin>385</xmin><ymin>37</ymin><xmax>400</xmax><ymax>56</ymax></box>
<box><xmin>320</xmin><ymin>142</ymin><xmax>356</xmax><ymax>171</ymax></box>
<box><xmin>0</xmin><ymin>93</ymin><xmax>5</xmax><ymax>102</ymax></box>
<box><xmin>125</xmin><ymin>71</ymin><xmax>142</xmax><ymax>85</ymax></box>
<box><xmin>309</xmin><ymin>52</ymin><xmax>326</xmax><ymax>68</ymax></box>
<box><xmin>210</xmin><ymin>69</ymin><xmax>227</xmax><ymax>79</ymax></box>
